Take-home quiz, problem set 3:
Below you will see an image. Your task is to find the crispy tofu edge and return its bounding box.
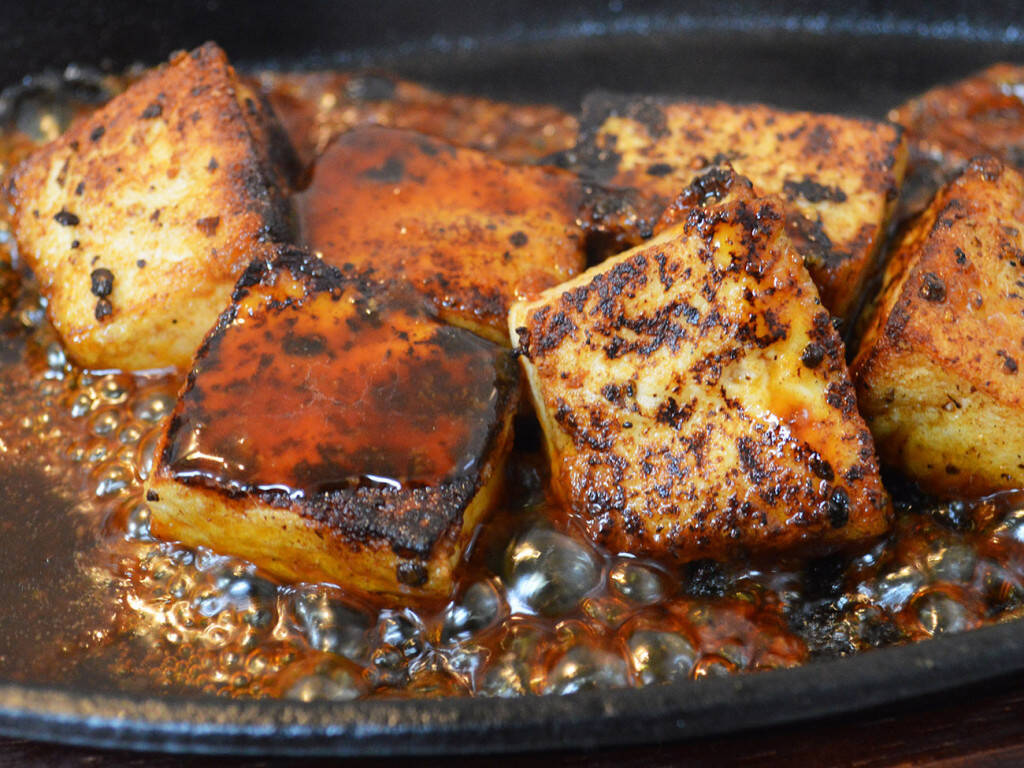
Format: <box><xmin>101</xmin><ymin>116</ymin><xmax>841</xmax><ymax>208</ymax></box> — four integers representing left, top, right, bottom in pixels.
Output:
<box><xmin>146</xmin><ymin>404</ymin><xmax>513</xmax><ymax>599</ymax></box>
<box><xmin>7</xmin><ymin>42</ymin><xmax>297</xmax><ymax>372</ymax></box>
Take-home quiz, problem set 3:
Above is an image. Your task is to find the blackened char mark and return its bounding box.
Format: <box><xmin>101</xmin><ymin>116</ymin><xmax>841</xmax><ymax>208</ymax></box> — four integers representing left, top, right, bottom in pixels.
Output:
<box><xmin>783</xmin><ymin>176</ymin><xmax>848</xmax><ymax>204</ymax></box>
<box><xmin>231</xmin><ymin>245</ymin><xmax>349</xmax><ymax>302</ymax></box>
<box><xmin>527</xmin><ymin>306</ymin><xmax>578</xmax><ymax>356</ymax></box>
<box><xmin>576</xmin><ymin>182</ymin><xmax>660</xmax><ymax>263</ymax></box>
<box><xmin>787</xmin><ymin>211</ymin><xmax>847</xmax><ymax>270</ymax></box>
<box><xmin>579</xmin><ymin>91</ymin><xmax>670</xmax><ymax>140</ymax></box>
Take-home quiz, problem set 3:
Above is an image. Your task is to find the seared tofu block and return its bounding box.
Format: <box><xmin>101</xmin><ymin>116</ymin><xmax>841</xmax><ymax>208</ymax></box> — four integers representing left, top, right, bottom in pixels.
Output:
<box><xmin>852</xmin><ymin>157</ymin><xmax>1024</xmax><ymax>497</ymax></box>
<box><xmin>147</xmin><ymin>246</ymin><xmax>519</xmax><ymax>598</ymax></box>
<box><xmin>890</xmin><ymin>64</ymin><xmax>1024</xmax><ymax>220</ymax></box>
<box><xmin>8</xmin><ymin>42</ymin><xmax>297</xmax><ymax>371</ymax></box>
<box><xmin>565</xmin><ymin>93</ymin><xmax>907</xmax><ymax>322</ymax></box>
<box><xmin>509</xmin><ymin>176</ymin><xmax>891</xmax><ymax>563</ymax></box>
<box><xmin>258</xmin><ymin>70</ymin><xmax>578</xmax><ymax>172</ymax></box>
<box><xmin>298</xmin><ymin>126</ymin><xmax>586</xmax><ymax>343</ymax></box>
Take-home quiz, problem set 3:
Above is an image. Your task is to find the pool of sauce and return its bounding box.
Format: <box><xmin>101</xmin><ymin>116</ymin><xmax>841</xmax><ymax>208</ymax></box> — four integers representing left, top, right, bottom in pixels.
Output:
<box><xmin>2</xmin><ymin>72</ymin><xmax>1024</xmax><ymax>701</ymax></box>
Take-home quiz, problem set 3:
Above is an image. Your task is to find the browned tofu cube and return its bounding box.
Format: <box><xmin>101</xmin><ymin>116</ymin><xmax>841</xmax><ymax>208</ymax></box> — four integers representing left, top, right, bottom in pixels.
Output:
<box><xmin>890</xmin><ymin>64</ymin><xmax>1024</xmax><ymax>221</ymax></box>
<box><xmin>8</xmin><ymin>42</ymin><xmax>296</xmax><ymax>371</ymax></box>
<box><xmin>852</xmin><ymin>156</ymin><xmax>1024</xmax><ymax>497</ymax></box>
<box><xmin>567</xmin><ymin>93</ymin><xmax>907</xmax><ymax>323</ymax></box>
<box><xmin>258</xmin><ymin>70</ymin><xmax>578</xmax><ymax>171</ymax></box>
<box><xmin>509</xmin><ymin>172</ymin><xmax>891</xmax><ymax>563</ymax></box>
<box><xmin>298</xmin><ymin>125</ymin><xmax>586</xmax><ymax>344</ymax></box>
<box><xmin>891</xmin><ymin>64</ymin><xmax>1024</xmax><ymax>167</ymax></box>
<box><xmin>146</xmin><ymin>246</ymin><xmax>519</xmax><ymax>598</ymax></box>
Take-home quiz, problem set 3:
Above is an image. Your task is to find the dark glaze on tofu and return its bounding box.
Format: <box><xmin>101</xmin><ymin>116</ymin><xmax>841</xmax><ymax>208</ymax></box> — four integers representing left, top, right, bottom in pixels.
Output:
<box><xmin>297</xmin><ymin>125</ymin><xmax>586</xmax><ymax>343</ymax></box>
<box><xmin>165</xmin><ymin>268</ymin><xmax>505</xmax><ymax>496</ymax></box>
<box><xmin>148</xmin><ymin>246</ymin><xmax>520</xmax><ymax>597</ymax></box>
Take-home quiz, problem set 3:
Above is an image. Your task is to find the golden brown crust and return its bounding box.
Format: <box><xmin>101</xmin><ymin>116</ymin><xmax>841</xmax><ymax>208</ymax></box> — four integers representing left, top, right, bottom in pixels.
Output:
<box><xmin>852</xmin><ymin>156</ymin><xmax>1024</xmax><ymax>496</ymax></box>
<box><xmin>510</xmin><ymin>174</ymin><xmax>891</xmax><ymax>563</ymax></box>
<box><xmin>298</xmin><ymin>125</ymin><xmax>586</xmax><ymax>343</ymax></box>
<box><xmin>257</xmin><ymin>70</ymin><xmax>578</xmax><ymax>172</ymax></box>
<box><xmin>565</xmin><ymin>92</ymin><xmax>907</xmax><ymax>322</ymax></box>
<box><xmin>148</xmin><ymin>245</ymin><xmax>519</xmax><ymax>598</ymax></box>
<box><xmin>8</xmin><ymin>42</ymin><xmax>296</xmax><ymax>372</ymax></box>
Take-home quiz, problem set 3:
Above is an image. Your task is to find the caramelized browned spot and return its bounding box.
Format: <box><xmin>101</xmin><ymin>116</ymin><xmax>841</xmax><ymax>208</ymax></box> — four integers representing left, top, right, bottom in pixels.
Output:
<box><xmin>298</xmin><ymin>126</ymin><xmax>586</xmax><ymax>343</ymax></box>
<box><xmin>653</xmin><ymin>165</ymin><xmax>758</xmax><ymax>233</ymax></box>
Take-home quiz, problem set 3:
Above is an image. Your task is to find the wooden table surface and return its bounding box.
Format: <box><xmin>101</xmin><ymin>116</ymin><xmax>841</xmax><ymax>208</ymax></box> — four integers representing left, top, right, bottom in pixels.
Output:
<box><xmin>3</xmin><ymin>670</ymin><xmax>1024</xmax><ymax>767</ymax></box>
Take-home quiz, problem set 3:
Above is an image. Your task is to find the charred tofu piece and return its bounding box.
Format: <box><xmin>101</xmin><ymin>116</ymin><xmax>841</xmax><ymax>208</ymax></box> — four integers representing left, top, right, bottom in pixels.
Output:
<box><xmin>509</xmin><ymin>176</ymin><xmax>891</xmax><ymax>563</ymax></box>
<box><xmin>258</xmin><ymin>70</ymin><xmax>578</xmax><ymax>172</ymax></box>
<box><xmin>8</xmin><ymin>42</ymin><xmax>297</xmax><ymax>372</ymax></box>
<box><xmin>146</xmin><ymin>246</ymin><xmax>519</xmax><ymax>598</ymax></box>
<box><xmin>852</xmin><ymin>157</ymin><xmax>1024</xmax><ymax>497</ymax></box>
<box><xmin>298</xmin><ymin>126</ymin><xmax>586</xmax><ymax>344</ymax></box>
<box><xmin>565</xmin><ymin>93</ymin><xmax>907</xmax><ymax>322</ymax></box>
<box><xmin>890</xmin><ymin>64</ymin><xmax>1024</xmax><ymax>220</ymax></box>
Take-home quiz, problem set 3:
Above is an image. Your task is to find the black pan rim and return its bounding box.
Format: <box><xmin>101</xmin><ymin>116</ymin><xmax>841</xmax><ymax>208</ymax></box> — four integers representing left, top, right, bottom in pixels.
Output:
<box><xmin>1</xmin><ymin>617</ymin><xmax>1023</xmax><ymax>756</ymax></box>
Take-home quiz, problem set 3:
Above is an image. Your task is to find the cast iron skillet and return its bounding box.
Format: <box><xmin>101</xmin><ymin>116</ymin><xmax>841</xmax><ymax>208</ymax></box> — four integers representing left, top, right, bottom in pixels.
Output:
<box><xmin>1</xmin><ymin>0</ymin><xmax>1023</xmax><ymax>756</ymax></box>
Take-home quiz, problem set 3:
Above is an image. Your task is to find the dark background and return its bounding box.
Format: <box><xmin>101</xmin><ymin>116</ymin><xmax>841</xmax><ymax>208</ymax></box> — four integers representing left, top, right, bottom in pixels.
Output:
<box><xmin>2</xmin><ymin>0</ymin><xmax>1023</xmax><ymax>115</ymax></box>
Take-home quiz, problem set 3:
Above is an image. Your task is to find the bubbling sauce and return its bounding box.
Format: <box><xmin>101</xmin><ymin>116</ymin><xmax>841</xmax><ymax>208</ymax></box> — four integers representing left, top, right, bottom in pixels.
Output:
<box><xmin>2</xmin><ymin>72</ymin><xmax>1024</xmax><ymax>701</ymax></box>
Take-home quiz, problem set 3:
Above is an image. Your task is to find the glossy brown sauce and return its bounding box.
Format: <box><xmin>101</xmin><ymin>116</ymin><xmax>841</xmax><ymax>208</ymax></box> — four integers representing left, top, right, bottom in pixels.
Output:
<box><xmin>164</xmin><ymin>284</ymin><xmax>509</xmax><ymax>495</ymax></box>
<box><xmin>2</xmin><ymin>72</ymin><xmax>1024</xmax><ymax>701</ymax></box>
